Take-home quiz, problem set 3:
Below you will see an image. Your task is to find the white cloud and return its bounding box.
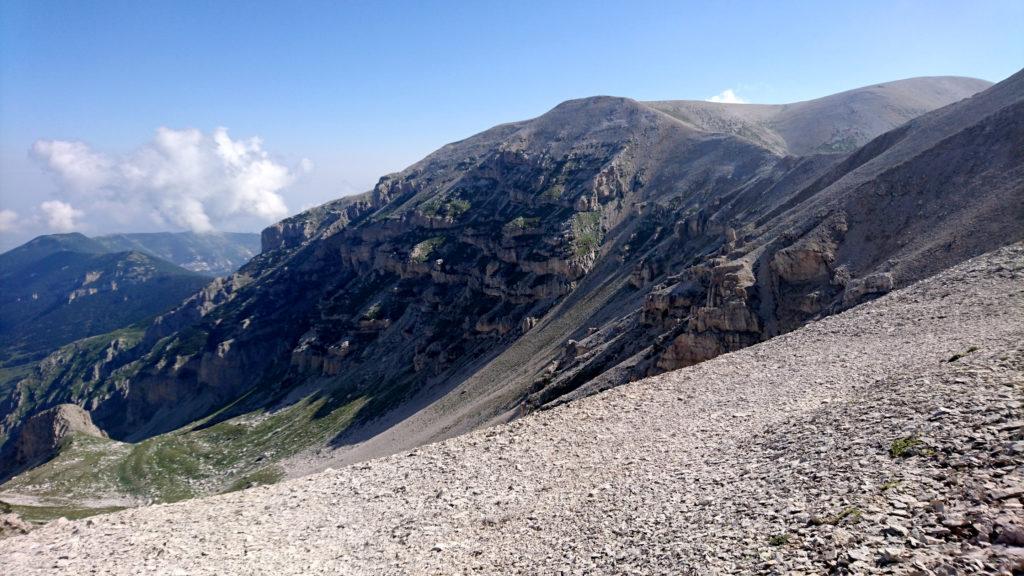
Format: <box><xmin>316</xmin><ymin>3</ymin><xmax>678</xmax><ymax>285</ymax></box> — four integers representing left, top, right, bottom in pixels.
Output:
<box><xmin>707</xmin><ymin>89</ymin><xmax>748</xmax><ymax>104</ymax></box>
<box><xmin>39</xmin><ymin>200</ymin><xmax>83</xmax><ymax>232</ymax></box>
<box><xmin>0</xmin><ymin>209</ymin><xmax>18</xmax><ymax>232</ymax></box>
<box><xmin>31</xmin><ymin>140</ymin><xmax>113</xmax><ymax>191</ymax></box>
<box><xmin>32</xmin><ymin>127</ymin><xmax>301</xmax><ymax>233</ymax></box>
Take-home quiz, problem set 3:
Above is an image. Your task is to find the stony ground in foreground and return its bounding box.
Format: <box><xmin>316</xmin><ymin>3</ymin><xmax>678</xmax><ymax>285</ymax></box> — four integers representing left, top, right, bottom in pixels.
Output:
<box><xmin>1</xmin><ymin>243</ymin><xmax>1022</xmax><ymax>575</ymax></box>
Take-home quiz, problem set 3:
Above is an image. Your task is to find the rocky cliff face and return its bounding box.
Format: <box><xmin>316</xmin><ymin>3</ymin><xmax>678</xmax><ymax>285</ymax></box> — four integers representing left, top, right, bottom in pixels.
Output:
<box><xmin>3</xmin><ymin>73</ymin><xmax>1021</xmax><ymax>499</ymax></box>
<box><xmin>4</xmin><ymin>243</ymin><xmax>1021</xmax><ymax>572</ymax></box>
<box><xmin>0</xmin><ymin>328</ymin><xmax>142</xmax><ymax>453</ymax></box>
<box><xmin>4</xmin><ymin>404</ymin><xmax>106</xmax><ymax>473</ymax></box>
<box><xmin>529</xmin><ymin>72</ymin><xmax>1023</xmax><ymax>410</ymax></box>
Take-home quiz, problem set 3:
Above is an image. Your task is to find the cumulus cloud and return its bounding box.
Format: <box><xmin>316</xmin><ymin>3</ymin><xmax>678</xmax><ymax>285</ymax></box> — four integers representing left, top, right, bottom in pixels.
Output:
<box><xmin>707</xmin><ymin>89</ymin><xmax>748</xmax><ymax>104</ymax></box>
<box><xmin>32</xmin><ymin>127</ymin><xmax>304</xmax><ymax>233</ymax></box>
<box><xmin>31</xmin><ymin>140</ymin><xmax>113</xmax><ymax>191</ymax></box>
<box><xmin>0</xmin><ymin>209</ymin><xmax>18</xmax><ymax>232</ymax></box>
<box><xmin>39</xmin><ymin>200</ymin><xmax>83</xmax><ymax>232</ymax></box>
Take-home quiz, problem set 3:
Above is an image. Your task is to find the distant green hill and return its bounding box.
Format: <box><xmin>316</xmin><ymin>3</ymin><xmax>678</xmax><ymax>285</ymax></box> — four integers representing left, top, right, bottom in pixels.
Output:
<box><xmin>93</xmin><ymin>232</ymin><xmax>260</xmax><ymax>277</ymax></box>
<box><xmin>0</xmin><ymin>233</ymin><xmax>107</xmax><ymax>273</ymax></box>
<box><xmin>0</xmin><ymin>238</ymin><xmax>211</xmax><ymax>367</ymax></box>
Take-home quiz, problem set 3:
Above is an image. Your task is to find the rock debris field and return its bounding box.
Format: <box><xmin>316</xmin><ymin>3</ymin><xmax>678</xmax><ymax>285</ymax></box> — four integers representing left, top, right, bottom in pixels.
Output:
<box><xmin>2</xmin><ymin>243</ymin><xmax>1023</xmax><ymax>575</ymax></box>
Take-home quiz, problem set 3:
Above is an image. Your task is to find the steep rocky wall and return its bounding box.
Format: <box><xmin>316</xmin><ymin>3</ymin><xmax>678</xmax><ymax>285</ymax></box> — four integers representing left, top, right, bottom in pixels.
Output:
<box><xmin>528</xmin><ymin>73</ymin><xmax>1024</xmax><ymax>410</ymax></box>
<box><xmin>3</xmin><ymin>74</ymin><xmax>1021</xmax><ymax>481</ymax></box>
<box><xmin>1</xmin><ymin>404</ymin><xmax>106</xmax><ymax>478</ymax></box>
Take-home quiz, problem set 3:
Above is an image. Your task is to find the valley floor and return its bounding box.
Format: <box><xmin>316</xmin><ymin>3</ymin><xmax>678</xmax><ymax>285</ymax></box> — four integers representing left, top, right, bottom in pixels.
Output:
<box><xmin>1</xmin><ymin>244</ymin><xmax>1022</xmax><ymax>575</ymax></box>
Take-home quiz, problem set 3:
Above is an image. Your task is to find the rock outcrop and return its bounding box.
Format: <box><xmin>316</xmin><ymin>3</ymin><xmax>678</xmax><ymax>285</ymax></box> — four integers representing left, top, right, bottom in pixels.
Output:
<box><xmin>2</xmin><ymin>72</ymin><xmax>1021</xmax><ymax>506</ymax></box>
<box><xmin>2</xmin><ymin>242</ymin><xmax>1020</xmax><ymax>575</ymax></box>
<box><xmin>0</xmin><ymin>512</ymin><xmax>32</xmax><ymax>540</ymax></box>
<box><xmin>6</xmin><ymin>404</ymin><xmax>106</xmax><ymax>473</ymax></box>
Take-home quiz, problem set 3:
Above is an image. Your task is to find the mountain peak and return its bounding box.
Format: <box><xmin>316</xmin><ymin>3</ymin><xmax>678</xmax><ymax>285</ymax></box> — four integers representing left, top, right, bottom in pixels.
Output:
<box><xmin>1</xmin><ymin>70</ymin><xmax>1022</xmax><ymax>537</ymax></box>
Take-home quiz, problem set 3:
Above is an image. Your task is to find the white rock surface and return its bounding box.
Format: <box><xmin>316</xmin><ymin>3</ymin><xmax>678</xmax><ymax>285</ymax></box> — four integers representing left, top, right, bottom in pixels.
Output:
<box><xmin>1</xmin><ymin>243</ymin><xmax>1022</xmax><ymax>574</ymax></box>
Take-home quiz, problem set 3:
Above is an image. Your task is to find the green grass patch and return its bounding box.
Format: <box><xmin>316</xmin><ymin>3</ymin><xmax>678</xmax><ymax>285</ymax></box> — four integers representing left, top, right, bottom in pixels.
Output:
<box><xmin>889</xmin><ymin>436</ymin><xmax>923</xmax><ymax>458</ymax></box>
<box><xmin>812</xmin><ymin>506</ymin><xmax>863</xmax><ymax>526</ymax></box>
<box><xmin>170</xmin><ymin>326</ymin><xmax>209</xmax><ymax>357</ymax></box>
<box><xmin>832</xmin><ymin>506</ymin><xmax>862</xmax><ymax>525</ymax></box>
<box><xmin>880</xmin><ymin>479</ymin><xmax>901</xmax><ymax>492</ymax></box>
<box><xmin>223</xmin><ymin>466</ymin><xmax>285</xmax><ymax>493</ymax></box>
<box><xmin>420</xmin><ymin>197</ymin><xmax>471</xmax><ymax>220</ymax></box>
<box><xmin>503</xmin><ymin>216</ymin><xmax>540</xmax><ymax>233</ymax></box>
<box><xmin>448</xmin><ymin>198</ymin><xmax>471</xmax><ymax>217</ymax></box>
<box><xmin>0</xmin><ymin>364</ymin><xmax>33</xmax><ymax>391</ymax></box>
<box><xmin>3</xmin><ymin>395</ymin><xmax>369</xmax><ymax>505</ymax></box>
<box><xmin>542</xmin><ymin>184</ymin><xmax>564</xmax><ymax>200</ymax></box>
<box><xmin>364</xmin><ymin>302</ymin><xmax>382</xmax><ymax>320</ymax></box>
<box><xmin>410</xmin><ymin>236</ymin><xmax>446</xmax><ymax>263</ymax></box>
<box><xmin>4</xmin><ymin>501</ymin><xmax>126</xmax><ymax>524</ymax></box>
<box><xmin>571</xmin><ymin>211</ymin><xmax>603</xmax><ymax>257</ymax></box>
<box><xmin>768</xmin><ymin>533</ymin><xmax>789</xmax><ymax>546</ymax></box>
<box><xmin>1</xmin><ymin>434</ymin><xmax>134</xmax><ymax>502</ymax></box>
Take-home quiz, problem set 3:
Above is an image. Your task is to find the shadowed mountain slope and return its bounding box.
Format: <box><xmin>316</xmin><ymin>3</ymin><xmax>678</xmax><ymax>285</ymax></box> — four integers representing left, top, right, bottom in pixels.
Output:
<box><xmin>2</xmin><ymin>242</ymin><xmax>1021</xmax><ymax>574</ymax></box>
<box><xmin>0</xmin><ymin>243</ymin><xmax>210</xmax><ymax>368</ymax></box>
<box><xmin>0</xmin><ymin>230</ymin><xmax>257</xmax><ymax>372</ymax></box>
<box><xmin>0</xmin><ymin>73</ymin><xmax>1020</xmax><ymax>508</ymax></box>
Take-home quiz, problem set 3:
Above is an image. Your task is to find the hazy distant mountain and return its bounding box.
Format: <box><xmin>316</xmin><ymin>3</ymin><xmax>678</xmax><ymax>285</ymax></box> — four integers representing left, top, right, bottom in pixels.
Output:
<box><xmin>93</xmin><ymin>232</ymin><xmax>260</xmax><ymax>277</ymax></box>
<box><xmin>0</xmin><ymin>229</ymin><xmax>256</xmax><ymax>367</ymax></box>
<box><xmin>3</xmin><ymin>72</ymin><xmax>1022</xmax><ymax>506</ymax></box>
<box><xmin>0</xmin><ymin>234</ymin><xmax>210</xmax><ymax>367</ymax></box>
<box><xmin>646</xmin><ymin>76</ymin><xmax>990</xmax><ymax>155</ymax></box>
<box><xmin>0</xmin><ymin>233</ymin><xmax>109</xmax><ymax>272</ymax></box>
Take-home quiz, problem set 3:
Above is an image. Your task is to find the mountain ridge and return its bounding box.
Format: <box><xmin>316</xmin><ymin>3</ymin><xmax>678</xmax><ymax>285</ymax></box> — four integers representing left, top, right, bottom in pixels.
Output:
<box><xmin>3</xmin><ymin>241</ymin><xmax>1020</xmax><ymax>573</ymax></box>
<box><xmin>0</xmin><ymin>248</ymin><xmax>210</xmax><ymax>369</ymax></box>
<box><xmin>643</xmin><ymin>75</ymin><xmax>991</xmax><ymax>155</ymax></box>
<box><xmin>93</xmin><ymin>232</ymin><xmax>260</xmax><ymax>277</ymax></box>
<box><xmin>1</xmin><ymin>72</ymin><xmax>1021</xmax><ymax>511</ymax></box>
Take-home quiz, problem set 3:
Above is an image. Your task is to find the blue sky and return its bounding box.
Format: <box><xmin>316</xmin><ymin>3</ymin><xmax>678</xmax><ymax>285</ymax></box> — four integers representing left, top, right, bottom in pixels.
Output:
<box><xmin>1</xmin><ymin>0</ymin><xmax>1022</xmax><ymax>247</ymax></box>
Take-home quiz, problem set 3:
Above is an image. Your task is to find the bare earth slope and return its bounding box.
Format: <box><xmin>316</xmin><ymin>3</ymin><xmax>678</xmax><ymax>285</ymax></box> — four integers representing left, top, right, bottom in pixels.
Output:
<box><xmin>645</xmin><ymin>76</ymin><xmax>991</xmax><ymax>155</ymax></box>
<box><xmin>0</xmin><ymin>73</ymin><xmax>1015</xmax><ymax>514</ymax></box>
<box><xmin>290</xmin><ymin>72</ymin><xmax>1017</xmax><ymax>472</ymax></box>
<box><xmin>3</xmin><ymin>243</ymin><xmax>1021</xmax><ymax>575</ymax></box>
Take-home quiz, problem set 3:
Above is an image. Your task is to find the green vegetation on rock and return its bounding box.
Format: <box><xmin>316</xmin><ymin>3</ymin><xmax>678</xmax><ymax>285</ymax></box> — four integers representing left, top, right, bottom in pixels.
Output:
<box><xmin>410</xmin><ymin>236</ymin><xmax>446</xmax><ymax>263</ymax></box>
<box><xmin>947</xmin><ymin>346</ymin><xmax>979</xmax><ymax>363</ymax></box>
<box><xmin>420</xmin><ymin>197</ymin><xmax>471</xmax><ymax>220</ymax></box>
<box><xmin>542</xmin><ymin>183</ymin><xmax>565</xmax><ymax>200</ymax></box>
<box><xmin>571</xmin><ymin>211</ymin><xmax>603</xmax><ymax>256</ymax></box>
<box><xmin>889</xmin><ymin>436</ymin><xmax>923</xmax><ymax>458</ymax></box>
<box><xmin>0</xmin><ymin>326</ymin><xmax>145</xmax><ymax>447</ymax></box>
<box><xmin>503</xmin><ymin>216</ymin><xmax>540</xmax><ymax>233</ymax></box>
<box><xmin>2</xmin><ymin>394</ymin><xmax>369</xmax><ymax>505</ymax></box>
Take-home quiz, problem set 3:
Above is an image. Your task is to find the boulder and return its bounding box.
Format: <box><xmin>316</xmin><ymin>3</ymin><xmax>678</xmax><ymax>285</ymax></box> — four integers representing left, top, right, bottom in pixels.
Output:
<box><xmin>0</xmin><ymin>512</ymin><xmax>32</xmax><ymax>539</ymax></box>
<box><xmin>843</xmin><ymin>272</ymin><xmax>895</xmax><ymax>305</ymax></box>
<box><xmin>771</xmin><ymin>245</ymin><xmax>835</xmax><ymax>283</ymax></box>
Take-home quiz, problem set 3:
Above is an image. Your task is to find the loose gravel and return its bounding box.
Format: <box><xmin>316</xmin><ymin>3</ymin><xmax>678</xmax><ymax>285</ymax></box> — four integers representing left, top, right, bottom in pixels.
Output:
<box><xmin>1</xmin><ymin>243</ymin><xmax>1022</xmax><ymax>575</ymax></box>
